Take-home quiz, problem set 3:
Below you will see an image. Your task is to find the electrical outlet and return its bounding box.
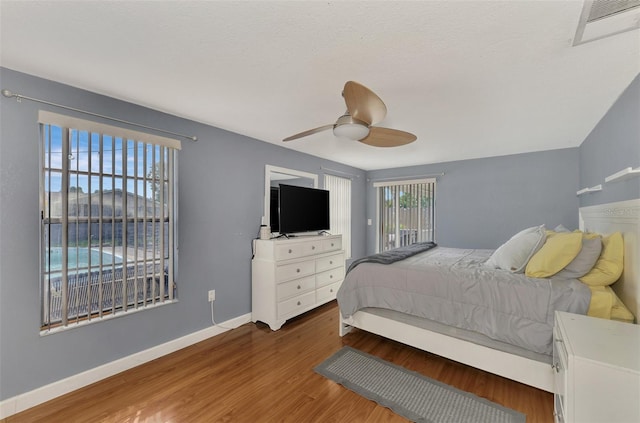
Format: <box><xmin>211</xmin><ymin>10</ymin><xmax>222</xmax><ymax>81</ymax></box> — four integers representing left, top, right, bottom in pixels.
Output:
<box><xmin>208</xmin><ymin>290</ymin><xmax>215</xmax><ymax>302</ymax></box>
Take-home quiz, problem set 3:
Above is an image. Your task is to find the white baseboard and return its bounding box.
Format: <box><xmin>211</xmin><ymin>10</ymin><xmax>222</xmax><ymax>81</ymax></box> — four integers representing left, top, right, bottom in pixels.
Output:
<box><xmin>0</xmin><ymin>313</ymin><xmax>252</xmax><ymax>419</ymax></box>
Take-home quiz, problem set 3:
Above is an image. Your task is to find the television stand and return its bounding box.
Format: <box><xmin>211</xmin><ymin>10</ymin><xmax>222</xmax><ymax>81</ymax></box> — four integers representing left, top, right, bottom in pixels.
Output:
<box><xmin>251</xmin><ymin>234</ymin><xmax>344</xmax><ymax>330</ymax></box>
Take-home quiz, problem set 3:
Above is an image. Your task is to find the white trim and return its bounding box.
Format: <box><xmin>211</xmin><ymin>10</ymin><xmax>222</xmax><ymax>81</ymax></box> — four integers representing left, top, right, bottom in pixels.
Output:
<box><xmin>0</xmin><ymin>313</ymin><xmax>251</xmax><ymax>420</ymax></box>
<box><xmin>375</xmin><ymin>187</ymin><xmax>381</xmax><ymax>253</ymax></box>
<box><xmin>373</xmin><ymin>177</ymin><xmax>436</xmax><ymax>188</ymax></box>
<box><xmin>38</xmin><ymin>110</ymin><xmax>182</xmax><ymax>150</ymax></box>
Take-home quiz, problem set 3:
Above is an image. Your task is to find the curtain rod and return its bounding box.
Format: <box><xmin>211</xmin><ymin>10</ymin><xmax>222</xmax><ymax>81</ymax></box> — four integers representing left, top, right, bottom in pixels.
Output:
<box><xmin>367</xmin><ymin>172</ymin><xmax>445</xmax><ymax>182</ymax></box>
<box><xmin>320</xmin><ymin>166</ymin><xmax>360</xmax><ymax>179</ymax></box>
<box><xmin>1</xmin><ymin>89</ymin><xmax>198</xmax><ymax>142</ymax></box>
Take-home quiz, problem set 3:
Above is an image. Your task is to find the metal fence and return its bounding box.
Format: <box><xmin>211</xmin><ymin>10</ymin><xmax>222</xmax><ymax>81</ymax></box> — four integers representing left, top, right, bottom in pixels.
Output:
<box><xmin>43</xmin><ymin>262</ymin><xmax>169</xmax><ymax>326</ymax></box>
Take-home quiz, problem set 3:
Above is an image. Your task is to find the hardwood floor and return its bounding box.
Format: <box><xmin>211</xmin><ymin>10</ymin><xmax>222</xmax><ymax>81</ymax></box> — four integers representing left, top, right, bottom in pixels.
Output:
<box><xmin>4</xmin><ymin>301</ymin><xmax>554</xmax><ymax>422</ymax></box>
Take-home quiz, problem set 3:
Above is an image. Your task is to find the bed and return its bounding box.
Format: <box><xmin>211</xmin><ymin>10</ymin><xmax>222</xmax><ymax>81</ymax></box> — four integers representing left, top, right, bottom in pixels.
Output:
<box><xmin>338</xmin><ymin>199</ymin><xmax>640</xmax><ymax>393</ymax></box>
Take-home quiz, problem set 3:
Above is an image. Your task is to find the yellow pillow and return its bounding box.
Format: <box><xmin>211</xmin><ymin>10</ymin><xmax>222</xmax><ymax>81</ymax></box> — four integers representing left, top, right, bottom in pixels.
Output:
<box><xmin>579</xmin><ymin>232</ymin><xmax>624</xmax><ymax>286</ymax></box>
<box><xmin>586</xmin><ymin>286</ymin><xmax>613</xmax><ymax>320</ymax></box>
<box><xmin>609</xmin><ymin>287</ymin><xmax>635</xmax><ymax>323</ymax></box>
<box><xmin>525</xmin><ymin>232</ymin><xmax>583</xmax><ymax>278</ymax></box>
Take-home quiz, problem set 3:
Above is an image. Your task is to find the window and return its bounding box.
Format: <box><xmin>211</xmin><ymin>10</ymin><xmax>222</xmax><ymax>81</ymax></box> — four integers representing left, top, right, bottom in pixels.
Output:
<box><xmin>39</xmin><ymin>111</ymin><xmax>180</xmax><ymax>331</ymax></box>
<box><xmin>324</xmin><ymin>174</ymin><xmax>352</xmax><ymax>258</ymax></box>
<box><xmin>375</xmin><ymin>179</ymin><xmax>435</xmax><ymax>252</ymax></box>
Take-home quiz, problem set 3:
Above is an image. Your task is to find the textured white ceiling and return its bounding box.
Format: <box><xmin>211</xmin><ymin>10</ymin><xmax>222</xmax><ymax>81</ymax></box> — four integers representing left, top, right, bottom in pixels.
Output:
<box><xmin>1</xmin><ymin>1</ymin><xmax>638</xmax><ymax>170</ymax></box>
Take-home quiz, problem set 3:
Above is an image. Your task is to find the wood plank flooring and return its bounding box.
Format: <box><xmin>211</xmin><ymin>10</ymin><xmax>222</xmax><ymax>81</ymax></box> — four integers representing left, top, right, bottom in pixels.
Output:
<box><xmin>3</xmin><ymin>301</ymin><xmax>553</xmax><ymax>422</ymax></box>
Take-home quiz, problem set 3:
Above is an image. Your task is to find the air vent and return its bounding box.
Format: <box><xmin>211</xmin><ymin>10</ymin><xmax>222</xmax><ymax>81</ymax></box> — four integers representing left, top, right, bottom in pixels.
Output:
<box><xmin>574</xmin><ymin>0</ymin><xmax>640</xmax><ymax>45</ymax></box>
<box><xmin>588</xmin><ymin>0</ymin><xmax>640</xmax><ymax>21</ymax></box>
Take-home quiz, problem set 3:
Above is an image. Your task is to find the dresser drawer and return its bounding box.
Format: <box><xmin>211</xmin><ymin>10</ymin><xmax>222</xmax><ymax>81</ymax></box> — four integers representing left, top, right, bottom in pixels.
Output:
<box><xmin>323</xmin><ymin>237</ymin><xmax>342</xmax><ymax>252</ymax></box>
<box><xmin>274</xmin><ymin>243</ymin><xmax>304</xmax><ymax>261</ymax></box>
<box><xmin>316</xmin><ymin>266</ymin><xmax>344</xmax><ymax>287</ymax></box>
<box><xmin>278</xmin><ymin>291</ymin><xmax>316</xmax><ymax>319</ymax></box>
<box><xmin>317</xmin><ymin>281</ymin><xmax>340</xmax><ymax>303</ymax></box>
<box><xmin>302</xmin><ymin>240</ymin><xmax>323</xmax><ymax>256</ymax></box>
<box><xmin>276</xmin><ymin>259</ymin><xmax>315</xmax><ymax>282</ymax></box>
<box><xmin>316</xmin><ymin>252</ymin><xmax>344</xmax><ymax>273</ymax></box>
<box><xmin>277</xmin><ymin>275</ymin><xmax>315</xmax><ymax>301</ymax></box>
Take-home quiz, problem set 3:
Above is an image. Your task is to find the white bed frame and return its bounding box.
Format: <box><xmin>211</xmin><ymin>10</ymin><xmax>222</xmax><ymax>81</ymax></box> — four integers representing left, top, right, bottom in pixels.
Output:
<box><xmin>339</xmin><ymin>199</ymin><xmax>640</xmax><ymax>393</ymax></box>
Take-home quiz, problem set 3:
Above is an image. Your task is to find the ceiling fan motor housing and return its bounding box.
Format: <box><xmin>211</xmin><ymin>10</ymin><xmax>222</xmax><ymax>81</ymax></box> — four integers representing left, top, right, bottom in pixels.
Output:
<box><xmin>333</xmin><ymin>114</ymin><xmax>370</xmax><ymax>140</ymax></box>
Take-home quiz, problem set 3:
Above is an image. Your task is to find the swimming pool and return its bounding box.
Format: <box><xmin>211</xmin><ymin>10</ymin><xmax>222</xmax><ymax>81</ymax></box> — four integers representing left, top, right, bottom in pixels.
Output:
<box><xmin>46</xmin><ymin>247</ymin><xmax>123</xmax><ymax>272</ymax></box>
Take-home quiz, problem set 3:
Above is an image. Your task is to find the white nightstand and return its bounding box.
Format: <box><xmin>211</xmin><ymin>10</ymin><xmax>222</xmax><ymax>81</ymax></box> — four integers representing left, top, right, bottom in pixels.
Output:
<box><xmin>553</xmin><ymin>311</ymin><xmax>640</xmax><ymax>423</ymax></box>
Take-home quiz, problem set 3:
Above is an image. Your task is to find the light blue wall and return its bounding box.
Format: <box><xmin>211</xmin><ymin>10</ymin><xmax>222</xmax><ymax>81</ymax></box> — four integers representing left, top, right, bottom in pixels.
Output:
<box><xmin>364</xmin><ymin>149</ymin><xmax>580</xmax><ymax>254</ymax></box>
<box><xmin>578</xmin><ymin>74</ymin><xmax>640</xmax><ymax>207</ymax></box>
<box><xmin>0</xmin><ymin>68</ymin><xmax>367</xmax><ymax>400</ymax></box>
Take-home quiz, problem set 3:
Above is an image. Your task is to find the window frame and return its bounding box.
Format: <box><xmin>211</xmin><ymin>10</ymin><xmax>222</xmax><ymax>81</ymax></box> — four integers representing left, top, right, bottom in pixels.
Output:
<box><xmin>323</xmin><ymin>174</ymin><xmax>352</xmax><ymax>259</ymax></box>
<box><xmin>38</xmin><ymin>111</ymin><xmax>180</xmax><ymax>333</ymax></box>
<box><xmin>374</xmin><ymin>178</ymin><xmax>436</xmax><ymax>253</ymax></box>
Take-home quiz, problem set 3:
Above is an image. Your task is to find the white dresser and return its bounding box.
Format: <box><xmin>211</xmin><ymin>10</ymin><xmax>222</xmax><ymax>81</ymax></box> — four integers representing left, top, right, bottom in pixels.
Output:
<box><xmin>553</xmin><ymin>311</ymin><xmax>640</xmax><ymax>423</ymax></box>
<box><xmin>251</xmin><ymin>234</ymin><xmax>345</xmax><ymax>331</ymax></box>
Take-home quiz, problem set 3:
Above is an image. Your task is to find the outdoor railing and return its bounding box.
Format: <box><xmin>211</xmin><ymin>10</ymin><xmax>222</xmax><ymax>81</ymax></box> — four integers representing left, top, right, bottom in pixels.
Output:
<box><xmin>43</xmin><ymin>263</ymin><xmax>170</xmax><ymax>325</ymax></box>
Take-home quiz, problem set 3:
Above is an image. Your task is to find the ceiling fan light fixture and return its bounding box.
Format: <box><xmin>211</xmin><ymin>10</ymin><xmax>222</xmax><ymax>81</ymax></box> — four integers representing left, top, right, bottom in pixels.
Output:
<box><xmin>333</xmin><ymin>123</ymin><xmax>370</xmax><ymax>140</ymax></box>
<box><xmin>333</xmin><ymin>114</ymin><xmax>370</xmax><ymax>140</ymax></box>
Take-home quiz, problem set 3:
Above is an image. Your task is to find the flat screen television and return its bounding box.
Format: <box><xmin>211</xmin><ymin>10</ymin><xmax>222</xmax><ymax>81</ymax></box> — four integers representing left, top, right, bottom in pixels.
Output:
<box><xmin>277</xmin><ymin>184</ymin><xmax>330</xmax><ymax>235</ymax></box>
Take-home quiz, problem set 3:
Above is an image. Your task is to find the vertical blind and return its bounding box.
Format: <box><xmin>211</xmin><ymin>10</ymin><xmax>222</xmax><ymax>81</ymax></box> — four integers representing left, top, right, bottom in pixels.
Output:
<box><xmin>39</xmin><ymin>111</ymin><xmax>180</xmax><ymax>331</ymax></box>
<box><xmin>375</xmin><ymin>178</ymin><xmax>435</xmax><ymax>252</ymax></box>
<box><xmin>324</xmin><ymin>174</ymin><xmax>352</xmax><ymax>259</ymax></box>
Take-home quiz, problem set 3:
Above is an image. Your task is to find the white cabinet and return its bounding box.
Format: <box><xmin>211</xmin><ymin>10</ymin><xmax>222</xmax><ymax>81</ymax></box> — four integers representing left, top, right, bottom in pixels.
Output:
<box><xmin>553</xmin><ymin>311</ymin><xmax>640</xmax><ymax>423</ymax></box>
<box><xmin>251</xmin><ymin>235</ymin><xmax>344</xmax><ymax>331</ymax></box>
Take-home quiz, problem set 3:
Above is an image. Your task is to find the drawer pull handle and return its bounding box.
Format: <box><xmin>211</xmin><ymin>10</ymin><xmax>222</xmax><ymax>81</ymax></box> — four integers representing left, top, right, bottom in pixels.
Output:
<box><xmin>297</xmin><ymin>301</ymin><xmax>301</xmax><ymax>306</ymax></box>
<box><xmin>288</xmin><ymin>249</ymin><xmax>292</xmax><ymax>254</ymax></box>
<box><xmin>331</xmin><ymin>243</ymin><xmax>334</xmax><ymax>247</ymax></box>
<box><xmin>330</xmin><ymin>275</ymin><xmax>333</xmax><ymax>279</ymax></box>
<box><xmin>330</xmin><ymin>261</ymin><xmax>333</xmax><ymax>264</ymax></box>
<box><xmin>330</xmin><ymin>289</ymin><xmax>333</xmax><ymax>293</ymax></box>
<box><xmin>312</xmin><ymin>246</ymin><xmax>315</xmax><ymax>250</ymax></box>
<box><xmin>296</xmin><ymin>268</ymin><xmax>300</xmax><ymax>273</ymax></box>
<box><xmin>297</xmin><ymin>285</ymin><xmax>301</xmax><ymax>290</ymax></box>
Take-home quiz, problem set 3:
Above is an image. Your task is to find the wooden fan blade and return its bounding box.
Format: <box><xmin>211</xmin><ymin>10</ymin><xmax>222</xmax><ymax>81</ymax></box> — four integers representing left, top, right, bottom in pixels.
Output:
<box><xmin>282</xmin><ymin>124</ymin><xmax>334</xmax><ymax>142</ymax></box>
<box><xmin>343</xmin><ymin>81</ymin><xmax>387</xmax><ymax>126</ymax></box>
<box><xmin>359</xmin><ymin>127</ymin><xmax>416</xmax><ymax>147</ymax></box>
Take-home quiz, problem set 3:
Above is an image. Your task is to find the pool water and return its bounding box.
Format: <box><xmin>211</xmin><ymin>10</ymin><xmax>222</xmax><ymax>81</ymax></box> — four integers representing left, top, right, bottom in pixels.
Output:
<box><xmin>46</xmin><ymin>247</ymin><xmax>122</xmax><ymax>272</ymax></box>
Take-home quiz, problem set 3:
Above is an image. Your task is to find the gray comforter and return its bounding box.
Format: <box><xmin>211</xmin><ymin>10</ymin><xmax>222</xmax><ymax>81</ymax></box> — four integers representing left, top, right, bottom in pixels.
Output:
<box><xmin>337</xmin><ymin>247</ymin><xmax>591</xmax><ymax>355</ymax></box>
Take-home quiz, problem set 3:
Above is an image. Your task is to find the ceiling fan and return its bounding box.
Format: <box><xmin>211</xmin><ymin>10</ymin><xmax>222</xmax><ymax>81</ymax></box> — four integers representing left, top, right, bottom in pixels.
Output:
<box><xmin>282</xmin><ymin>81</ymin><xmax>417</xmax><ymax>147</ymax></box>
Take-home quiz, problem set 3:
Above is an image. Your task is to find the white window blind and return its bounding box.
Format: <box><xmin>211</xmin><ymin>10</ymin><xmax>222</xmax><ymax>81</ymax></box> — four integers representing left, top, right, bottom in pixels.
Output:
<box><xmin>375</xmin><ymin>179</ymin><xmax>435</xmax><ymax>252</ymax></box>
<box><xmin>39</xmin><ymin>111</ymin><xmax>180</xmax><ymax>331</ymax></box>
<box><xmin>324</xmin><ymin>174</ymin><xmax>352</xmax><ymax>258</ymax></box>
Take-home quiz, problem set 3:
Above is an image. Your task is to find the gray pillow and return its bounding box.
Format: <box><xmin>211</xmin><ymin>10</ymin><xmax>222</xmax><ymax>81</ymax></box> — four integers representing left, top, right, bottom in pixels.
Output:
<box><xmin>553</xmin><ymin>236</ymin><xmax>602</xmax><ymax>280</ymax></box>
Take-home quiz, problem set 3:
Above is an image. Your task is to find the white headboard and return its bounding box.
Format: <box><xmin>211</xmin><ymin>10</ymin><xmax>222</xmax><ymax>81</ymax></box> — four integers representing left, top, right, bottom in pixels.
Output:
<box><xmin>579</xmin><ymin>199</ymin><xmax>640</xmax><ymax>322</ymax></box>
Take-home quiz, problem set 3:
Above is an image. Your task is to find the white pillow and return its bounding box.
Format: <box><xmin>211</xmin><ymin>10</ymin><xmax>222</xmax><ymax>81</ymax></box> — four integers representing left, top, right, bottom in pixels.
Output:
<box><xmin>485</xmin><ymin>225</ymin><xmax>546</xmax><ymax>273</ymax></box>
